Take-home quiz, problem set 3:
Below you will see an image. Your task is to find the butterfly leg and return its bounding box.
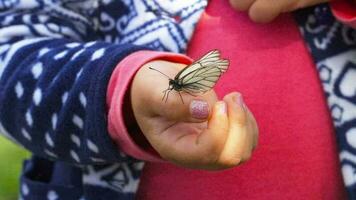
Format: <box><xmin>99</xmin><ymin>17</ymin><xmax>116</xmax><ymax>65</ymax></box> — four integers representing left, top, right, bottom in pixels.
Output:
<box><xmin>178</xmin><ymin>91</ymin><xmax>184</xmax><ymax>104</ymax></box>
<box><xmin>162</xmin><ymin>89</ymin><xmax>168</xmax><ymax>101</ymax></box>
<box><xmin>161</xmin><ymin>85</ymin><xmax>170</xmax><ymax>101</ymax></box>
<box><xmin>165</xmin><ymin>90</ymin><xmax>172</xmax><ymax>103</ymax></box>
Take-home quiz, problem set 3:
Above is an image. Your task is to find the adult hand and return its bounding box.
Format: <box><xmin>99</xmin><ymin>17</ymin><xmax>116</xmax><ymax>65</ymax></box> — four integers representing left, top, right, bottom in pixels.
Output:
<box><xmin>229</xmin><ymin>0</ymin><xmax>330</xmax><ymax>23</ymax></box>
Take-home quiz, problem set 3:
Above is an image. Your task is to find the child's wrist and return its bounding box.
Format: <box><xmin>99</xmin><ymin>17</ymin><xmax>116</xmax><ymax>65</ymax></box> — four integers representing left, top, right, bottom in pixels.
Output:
<box><xmin>107</xmin><ymin>50</ymin><xmax>192</xmax><ymax>162</ymax></box>
<box><xmin>107</xmin><ymin>51</ymin><xmax>169</xmax><ymax>162</ymax></box>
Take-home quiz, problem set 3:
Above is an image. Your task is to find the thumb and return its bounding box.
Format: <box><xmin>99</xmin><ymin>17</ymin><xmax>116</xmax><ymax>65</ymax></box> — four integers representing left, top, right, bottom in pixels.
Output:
<box><xmin>156</xmin><ymin>91</ymin><xmax>217</xmax><ymax>123</ymax></box>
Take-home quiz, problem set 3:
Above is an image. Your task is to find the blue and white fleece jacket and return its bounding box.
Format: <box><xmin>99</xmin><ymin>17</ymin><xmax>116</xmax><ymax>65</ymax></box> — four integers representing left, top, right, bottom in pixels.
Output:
<box><xmin>295</xmin><ymin>5</ymin><xmax>356</xmax><ymax>199</ymax></box>
<box><xmin>0</xmin><ymin>0</ymin><xmax>206</xmax><ymax>199</ymax></box>
<box><xmin>0</xmin><ymin>0</ymin><xmax>356</xmax><ymax>199</ymax></box>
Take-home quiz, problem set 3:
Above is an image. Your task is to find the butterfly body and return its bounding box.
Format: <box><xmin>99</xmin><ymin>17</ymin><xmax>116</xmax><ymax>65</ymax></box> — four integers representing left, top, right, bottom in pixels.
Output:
<box><xmin>150</xmin><ymin>50</ymin><xmax>229</xmax><ymax>103</ymax></box>
<box><xmin>169</xmin><ymin>79</ymin><xmax>183</xmax><ymax>91</ymax></box>
<box><xmin>162</xmin><ymin>78</ymin><xmax>189</xmax><ymax>103</ymax></box>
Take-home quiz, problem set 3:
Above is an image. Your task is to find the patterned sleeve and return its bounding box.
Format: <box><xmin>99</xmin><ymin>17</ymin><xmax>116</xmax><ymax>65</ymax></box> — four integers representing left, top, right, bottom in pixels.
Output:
<box><xmin>0</xmin><ymin>0</ymin><xmax>149</xmax><ymax>164</ymax></box>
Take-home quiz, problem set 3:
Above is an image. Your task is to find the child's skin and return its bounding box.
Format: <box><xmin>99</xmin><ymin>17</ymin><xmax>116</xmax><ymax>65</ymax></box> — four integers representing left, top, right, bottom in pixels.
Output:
<box><xmin>131</xmin><ymin>61</ymin><xmax>258</xmax><ymax>170</ymax></box>
<box><xmin>130</xmin><ymin>0</ymin><xmax>342</xmax><ymax>170</ymax></box>
<box><xmin>229</xmin><ymin>0</ymin><xmax>330</xmax><ymax>23</ymax></box>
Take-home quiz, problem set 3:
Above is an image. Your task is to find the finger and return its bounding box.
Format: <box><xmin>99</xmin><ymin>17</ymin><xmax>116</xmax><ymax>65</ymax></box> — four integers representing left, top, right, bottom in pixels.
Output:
<box><xmin>160</xmin><ymin>101</ymin><xmax>229</xmax><ymax>168</ymax></box>
<box><xmin>218</xmin><ymin>92</ymin><xmax>251</xmax><ymax>166</ymax></box>
<box><xmin>249</xmin><ymin>0</ymin><xmax>329</xmax><ymax>23</ymax></box>
<box><xmin>248</xmin><ymin>0</ymin><xmax>288</xmax><ymax>23</ymax></box>
<box><xmin>154</xmin><ymin>90</ymin><xmax>218</xmax><ymax>123</ymax></box>
<box><xmin>229</xmin><ymin>0</ymin><xmax>255</xmax><ymax>11</ymax></box>
<box><xmin>193</xmin><ymin>101</ymin><xmax>229</xmax><ymax>166</ymax></box>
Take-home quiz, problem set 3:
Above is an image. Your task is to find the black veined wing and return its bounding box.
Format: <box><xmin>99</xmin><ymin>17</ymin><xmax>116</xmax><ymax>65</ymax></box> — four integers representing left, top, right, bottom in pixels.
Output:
<box><xmin>174</xmin><ymin>49</ymin><xmax>228</xmax><ymax>81</ymax></box>
<box><xmin>175</xmin><ymin>49</ymin><xmax>229</xmax><ymax>95</ymax></box>
<box><xmin>149</xmin><ymin>49</ymin><xmax>229</xmax><ymax>103</ymax></box>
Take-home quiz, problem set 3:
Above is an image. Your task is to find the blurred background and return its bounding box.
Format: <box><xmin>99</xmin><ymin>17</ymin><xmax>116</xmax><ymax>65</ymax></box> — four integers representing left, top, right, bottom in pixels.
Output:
<box><xmin>0</xmin><ymin>136</ymin><xmax>30</xmax><ymax>200</ymax></box>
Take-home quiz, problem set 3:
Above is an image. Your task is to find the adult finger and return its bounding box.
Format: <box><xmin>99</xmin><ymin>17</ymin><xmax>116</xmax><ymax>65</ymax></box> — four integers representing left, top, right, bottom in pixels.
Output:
<box><xmin>248</xmin><ymin>0</ymin><xmax>289</xmax><ymax>23</ymax></box>
<box><xmin>229</xmin><ymin>0</ymin><xmax>255</xmax><ymax>11</ymax></box>
<box><xmin>249</xmin><ymin>0</ymin><xmax>329</xmax><ymax>23</ymax></box>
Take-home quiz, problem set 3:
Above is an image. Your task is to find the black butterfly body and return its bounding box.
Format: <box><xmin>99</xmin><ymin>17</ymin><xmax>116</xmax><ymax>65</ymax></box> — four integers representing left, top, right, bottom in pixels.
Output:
<box><xmin>150</xmin><ymin>50</ymin><xmax>229</xmax><ymax>103</ymax></box>
<box><xmin>168</xmin><ymin>79</ymin><xmax>183</xmax><ymax>91</ymax></box>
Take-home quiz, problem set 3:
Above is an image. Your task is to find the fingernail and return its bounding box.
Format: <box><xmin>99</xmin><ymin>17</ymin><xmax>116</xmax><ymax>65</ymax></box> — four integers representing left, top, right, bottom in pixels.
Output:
<box><xmin>217</xmin><ymin>102</ymin><xmax>227</xmax><ymax>114</ymax></box>
<box><xmin>236</xmin><ymin>93</ymin><xmax>244</xmax><ymax>108</ymax></box>
<box><xmin>190</xmin><ymin>100</ymin><xmax>209</xmax><ymax>119</ymax></box>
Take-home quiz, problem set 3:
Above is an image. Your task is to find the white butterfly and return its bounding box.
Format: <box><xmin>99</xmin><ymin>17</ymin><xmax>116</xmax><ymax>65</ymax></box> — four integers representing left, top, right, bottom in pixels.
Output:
<box><xmin>150</xmin><ymin>49</ymin><xmax>229</xmax><ymax>103</ymax></box>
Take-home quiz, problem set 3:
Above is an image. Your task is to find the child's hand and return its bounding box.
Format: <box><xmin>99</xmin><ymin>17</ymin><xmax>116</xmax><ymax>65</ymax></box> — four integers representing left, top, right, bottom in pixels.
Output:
<box><xmin>131</xmin><ymin>60</ymin><xmax>258</xmax><ymax>170</ymax></box>
<box><xmin>229</xmin><ymin>0</ymin><xmax>329</xmax><ymax>23</ymax></box>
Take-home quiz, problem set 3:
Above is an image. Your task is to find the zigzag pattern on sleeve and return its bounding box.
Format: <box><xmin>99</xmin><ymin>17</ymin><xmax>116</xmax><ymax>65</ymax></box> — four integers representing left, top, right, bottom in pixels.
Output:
<box><xmin>0</xmin><ymin>1</ymin><xmax>207</xmax><ymax>199</ymax></box>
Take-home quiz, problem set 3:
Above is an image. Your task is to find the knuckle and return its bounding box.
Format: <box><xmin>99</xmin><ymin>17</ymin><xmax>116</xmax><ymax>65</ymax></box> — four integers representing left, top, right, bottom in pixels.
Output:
<box><xmin>235</xmin><ymin>114</ymin><xmax>247</xmax><ymax>126</ymax></box>
<box><xmin>231</xmin><ymin>119</ymin><xmax>247</xmax><ymax>131</ymax></box>
<box><xmin>235</xmin><ymin>111</ymin><xmax>248</xmax><ymax>126</ymax></box>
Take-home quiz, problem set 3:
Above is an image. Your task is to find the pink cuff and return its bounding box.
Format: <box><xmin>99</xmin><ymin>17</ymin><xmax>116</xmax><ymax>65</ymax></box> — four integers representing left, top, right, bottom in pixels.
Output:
<box><xmin>331</xmin><ymin>0</ymin><xmax>356</xmax><ymax>28</ymax></box>
<box><xmin>106</xmin><ymin>50</ymin><xmax>193</xmax><ymax>162</ymax></box>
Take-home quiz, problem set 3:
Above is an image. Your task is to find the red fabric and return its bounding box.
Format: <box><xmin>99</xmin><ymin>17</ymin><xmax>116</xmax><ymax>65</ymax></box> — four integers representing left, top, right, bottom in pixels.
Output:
<box><xmin>136</xmin><ymin>1</ymin><xmax>347</xmax><ymax>199</ymax></box>
<box><xmin>331</xmin><ymin>0</ymin><xmax>356</xmax><ymax>28</ymax></box>
<box><xmin>106</xmin><ymin>50</ymin><xmax>192</xmax><ymax>162</ymax></box>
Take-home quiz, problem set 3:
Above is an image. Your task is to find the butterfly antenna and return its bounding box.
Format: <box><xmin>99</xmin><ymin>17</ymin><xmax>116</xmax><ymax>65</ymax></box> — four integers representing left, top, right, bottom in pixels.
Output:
<box><xmin>149</xmin><ymin>67</ymin><xmax>172</xmax><ymax>79</ymax></box>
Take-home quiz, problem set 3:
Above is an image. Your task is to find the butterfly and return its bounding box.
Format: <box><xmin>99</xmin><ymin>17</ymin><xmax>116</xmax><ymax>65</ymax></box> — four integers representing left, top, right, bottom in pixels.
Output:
<box><xmin>149</xmin><ymin>50</ymin><xmax>229</xmax><ymax>103</ymax></box>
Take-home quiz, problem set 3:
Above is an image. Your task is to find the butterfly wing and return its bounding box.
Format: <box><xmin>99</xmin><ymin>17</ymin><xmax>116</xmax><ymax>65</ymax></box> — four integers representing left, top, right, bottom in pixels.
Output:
<box><xmin>175</xmin><ymin>50</ymin><xmax>226</xmax><ymax>79</ymax></box>
<box><xmin>175</xmin><ymin>50</ymin><xmax>229</xmax><ymax>94</ymax></box>
<box><xmin>195</xmin><ymin>49</ymin><xmax>229</xmax><ymax>72</ymax></box>
<box><xmin>180</xmin><ymin>66</ymin><xmax>223</xmax><ymax>94</ymax></box>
